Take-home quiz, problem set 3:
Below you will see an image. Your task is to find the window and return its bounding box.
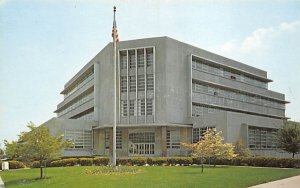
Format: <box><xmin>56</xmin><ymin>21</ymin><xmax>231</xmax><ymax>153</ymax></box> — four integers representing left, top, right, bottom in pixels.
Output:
<box><xmin>147</xmin><ymin>74</ymin><xmax>154</xmax><ymax>90</ymax></box>
<box><xmin>105</xmin><ymin>130</ymin><xmax>110</xmax><ymax>149</ymax></box>
<box><xmin>121</xmin><ymin>76</ymin><xmax>127</xmax><ymax>92</ymax></box>
<box><xmin>116</xmin><ymin>130</ymin><xmax>122</xmax><ymax>149</ymax></box>
<box><xmin>248</xmin><ymin>126</ymin><xmax>277</xmax><ymax>149</ymax></box>
<box><xmin>192</xmin><ymin>128</ymin><xmax>200</xmax><ymax>143</ymax></box>
<box><xmin>129</xmin><ymin>51</ymin><xmax>136</xmax><ymax>69</ymax></box>
<box><xmin>191</xmin><ymin>56</ymin><xmax>268</xmax><ymax>89</ymax></box>
<box><xmin>146</xmin><ymin>99</ymin><xmax>153</xmax><ymax>115</ymax></box>
<box><xmin>166</xmin><ymin>128</ymin><xmax>180</xmax><ymax>149</ymax></box>
<box><xmin>146</xmin><ymin>50</ymin><xmax>153</xmax><ymax>67</ymax></box>
<box><xmin>57</xmin><ymin>92</ymin><xmax>94</xmax><ymax>117</ymax></box>
<box><xmin>192</xmin><ymin>127</ymin><xmax>216</xmax><ymax>143</ymax></box>
<box><xmin>120</xmin><ymin>53</ymin><xmax>127</xmax><ymax>69</ymax></box>
<box><xmin>138</xmin><ymin>99</ymin><xmax>146</xmax><ymax>116</ymax></box>
<box><xmin>64</xmin><ymin>71</ymin><xmax>94</xmax><ymax>98</ymax></box>
<box><xmin>75</xmin><ymin>111</ymin><xmax>94</xmax><ymax>120</ymax></box>
<box><xmin>129</xmin><ymin>100</ymin><xmax>136</xmax><ymax>116</ymax></box>
<box><xmin>137</xmin><ymin>75</ymin><xmax>145</xmax><ymax>91</ymax></box>
<box><xmin>65</xmin><ymin>129</ymin><xmax>92</xmax><ymax>149</ymax></box>
<box><xmin>192</xmin><ymin>105</ymin><xmax>203</xmax><ymax>116</ymax></box>
<box><xmin>129</xmin><ymin>131</ymin><xmax>155</xmax><ymax>155</ymax></box>
<box><xmin>121</xmin><ymin>100</ymin><xmax>128</xmax><ymax>117</ymax></box>
<box><xmin>129</xmin><ymin>76</ymin><xmax>136</xmax><ymax>92</ymax></box>
<box><xmin>137</xmin><ymin>50</ymin><xmax>144</xmax><ymax>68</ymax></box>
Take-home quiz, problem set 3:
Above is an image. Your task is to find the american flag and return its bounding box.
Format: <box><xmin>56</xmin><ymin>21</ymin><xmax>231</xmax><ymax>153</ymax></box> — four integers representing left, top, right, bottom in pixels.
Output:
<box><xmin>112</xmin><ymin>21</ymin><xmax>119</xmax><ymax>43</ymax></box>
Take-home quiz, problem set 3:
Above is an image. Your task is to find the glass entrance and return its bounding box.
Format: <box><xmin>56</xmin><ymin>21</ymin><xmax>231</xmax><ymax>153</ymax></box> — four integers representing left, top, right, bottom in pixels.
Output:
<box><xmin>128</xmin><ymin>131</ymin><xmax>155</xmax><ymax>156</ymax></box>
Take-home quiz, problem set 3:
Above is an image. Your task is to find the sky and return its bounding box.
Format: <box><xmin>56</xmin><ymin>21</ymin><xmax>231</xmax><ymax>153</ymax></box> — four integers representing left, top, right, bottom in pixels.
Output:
<box><xmin>0</xmin><ymin>0</ymin><xmax>300</xmax><ymax>146</ymax></box>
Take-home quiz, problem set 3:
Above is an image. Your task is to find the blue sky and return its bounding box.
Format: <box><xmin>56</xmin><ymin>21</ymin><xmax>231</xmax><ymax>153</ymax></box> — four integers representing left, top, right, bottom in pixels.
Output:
<box><xmin>0</xmin><ymin>0</ymin><xmax>299</xmax><ymax>145</ymax></box>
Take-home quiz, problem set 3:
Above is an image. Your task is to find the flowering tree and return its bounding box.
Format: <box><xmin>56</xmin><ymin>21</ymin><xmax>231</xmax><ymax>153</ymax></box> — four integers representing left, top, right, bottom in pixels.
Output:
<box><xmin>5</xmin><ymin>122</ymin><xmax>71</xmax><ymax>179</ymax></box>
<box><xmin>233</xmin><ymin>140</ymin><xmax>251</xmax><ymax>157</ymax></box>
<box><xmin>183</xmin><ymin>128</ymin><xmax>236</xmax><ymax>171</ymax></box>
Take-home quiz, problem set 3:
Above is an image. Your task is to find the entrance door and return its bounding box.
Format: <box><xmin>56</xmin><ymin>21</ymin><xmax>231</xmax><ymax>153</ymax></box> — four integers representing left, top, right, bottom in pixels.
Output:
<box><xmin>128</xmin><ymin>131</ymin><xmax>155</xmax><ymax>156</ymax></box>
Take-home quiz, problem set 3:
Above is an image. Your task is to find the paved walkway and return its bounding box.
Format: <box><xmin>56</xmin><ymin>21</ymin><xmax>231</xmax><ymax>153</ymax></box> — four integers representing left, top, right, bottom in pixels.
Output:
<box><xmin>0</xmin><ymin>175</ymin><xmax>5</xmax><ymax>188</ymax></box>
<box><xmin>249</xmin><ymin>175</ymin><xmax>300</xmax><ymax>188</ymax></box>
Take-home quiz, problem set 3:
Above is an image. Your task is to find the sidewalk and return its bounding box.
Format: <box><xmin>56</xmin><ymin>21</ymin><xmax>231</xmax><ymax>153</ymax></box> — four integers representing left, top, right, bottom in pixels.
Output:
<box><xmin>249</xmin><ymin>175</ymin><xmax>300</xmax><ymax>188</ymax></box>
<box><xmin>0</xmin><ymin>175</ymin><xmax>5</xmax><ymax>188</ymax></box>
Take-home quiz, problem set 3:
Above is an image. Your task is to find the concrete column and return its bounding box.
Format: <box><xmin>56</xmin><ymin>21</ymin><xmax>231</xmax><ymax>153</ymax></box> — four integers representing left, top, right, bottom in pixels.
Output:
<box><xmin>94</xmin><ymin>62</ymin><xmax>100</xmax><ymax>121</ymax></box>
<box><xmin>161</xmin><ymin>126</ymin><xmax>167</xmax><ymax>157</ymax></box>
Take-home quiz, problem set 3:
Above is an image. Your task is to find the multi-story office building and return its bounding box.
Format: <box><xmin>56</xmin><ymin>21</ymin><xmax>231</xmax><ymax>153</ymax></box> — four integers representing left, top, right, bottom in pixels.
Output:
<box><xmin>44</xmin><ymin>36</ymin><xmax>289</xmax><ymax>157</ymax></box>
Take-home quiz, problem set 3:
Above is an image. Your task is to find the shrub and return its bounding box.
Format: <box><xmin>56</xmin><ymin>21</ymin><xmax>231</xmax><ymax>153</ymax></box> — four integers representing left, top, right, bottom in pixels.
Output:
<box><xmin>167</xmin><ymin>157</ymin><xmax>192</xmax><ymax>165</ymax></box>
<box><xmin>152</xmin><ymin>157</ymin><xmax>167</xmax><ymax>166</ymax></box>
<box><xmin>30</xmin><ymin>160</ymin><xmax>53</xmax><ymax>168</ymax></box>
<box><xmin>131</xmin><ymin>157</ymin><xmax>147</xmax><ymax>166</ymax></box>
<box><xmin>50</xmin><ymin>158</ymin><xmax>79</xmax><ymax>167</ymax></box>
<box><xmin>79</xmin><ymin>158</ymin><xmax>93</xmax><ymax>166</ymax></box>
<box><xmin>93</xmin><ymin>157</ymin><xmax>109</xmax><ymax>166</ymax></box>
<box><xmin>117</xmin><ymin>158</ymin><xmax>132</xmax><ymax>166</ymax></box>
<box><xmin>8</xmin><ymin>160</ymin><xmax>26</xmax><ymax>169</ymax></box>
<box><xmin>30</xmin><ymin>161</ymin><xmax>41</xmax><ymax>168</ymax></box>
<box><xmin>213</xmin><ymin>156</ymin><xmax>300</xmax><ymax>168</ymax></box>
<box><xmin>146</xmin><ymin>158</ymin><xmax>153</xmax><ymax>165</ymax></box>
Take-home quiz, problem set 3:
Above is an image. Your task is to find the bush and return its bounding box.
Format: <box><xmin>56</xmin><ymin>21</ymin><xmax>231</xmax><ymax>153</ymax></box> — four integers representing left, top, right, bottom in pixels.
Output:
<box><xmin>131</xmin><ymin>157</ymin><xmax>147</xmax><ymax>166</ymax></box>
<box><xmin>50</xmin><ymin>158</ymin><xmax>79</xmax><ymax>167</ymax></box>
<box><xmin>93</xmin><ymin>157</ymin><xmax>109</xmax><ymax>166</ymax></box>
<box><xmin>30</xmin><ymin>160</ymin><xmax>53</xmax><ymax>168</ymax></box>
<box><xmin>167</xmin><ymin>157</ymin><xmax>192</xmax><ymax>165</ymax></box>
<box><xmin>30</xmin><ymin>161</ymin><xmax>41</xmax><ymax>168</ymax></box>
<box><xmin>117</xmin><ymin>158</ymin><xmax>131</xmax><ymax>166</ymax></box>
<box><xmin>8</xmin><ymin>160</ymin><xmax>26</xmax><ymax>169</ymax></box>
<box><xmin>152</xmin><ymin>157</ymin><xmax>167</xmax><ymax>166</ymax></box>
<box><xmin>79</xmin><ymin>158</ymin><xmax>93</xmax><ymax>166</ymax></box>
<box><xmin>213</xmin><ymin>156</ymin><xmax>300</xmax><ymax>168</ymax></box>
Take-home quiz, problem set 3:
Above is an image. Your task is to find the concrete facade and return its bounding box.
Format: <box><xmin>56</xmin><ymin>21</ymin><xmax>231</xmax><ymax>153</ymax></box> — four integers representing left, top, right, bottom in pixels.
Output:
<box><xmin>44</xmin><ymin>36</ymin><xmax>291</xmax><ymax>158</ymax></box>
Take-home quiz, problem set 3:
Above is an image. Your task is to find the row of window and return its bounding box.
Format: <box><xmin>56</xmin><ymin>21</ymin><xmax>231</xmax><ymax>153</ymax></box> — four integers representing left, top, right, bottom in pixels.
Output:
<box><xmin>193</xmin><ymin>92</ymin><xmax>284</xmax><ymax>117</ymax></box>
<box><xmin>121</xmin><ymin>74</ymin><xmax>154</xmax><ymax>92</ymax></box>
<box><xmin>57</xmin><ymin>92</ymin><xmax>94</xmax><ymax>117</ymax></box>
<box><xmin>121</xmin><ymin>99</ymin><xmax>153</xmax><ymax>117</ymax></box>
<box><xmin>192</xmin><ymin>127</ymin><xmax>216</xmax><ymax>143</ymax></box>
<box><xmin>76</xmin><ymin>111</ymin><xmax>94</xmax><ymax>120</ymax></box>
<box><xmin>192</xmin><ymin>104</ymin><xmax>226</xmax><ymax>116</ymax></box>
<box><xmin>64</xmin><ymin>71</ymin><xmax>94</xmax><ymax>98</ymax></box>
<box><xmin>248</xmin><ymin>126</ymin><xmax>277</xmax><ymax>149</ymax></box>
<box><xmin>192</xmin><ymin>82</ymin><xmax>285</xmax><ymax>110</ymax></box>
<box><xmin>120</xmin><ymin>48</ymin><xmax>154</xmax><ymax>69</ymax></box>
<box><xmin>65</xmin><ymin>129</ymin><xmax>92</xmax><ymax>149</ymax></box>
<box><xmin>192</xmin><ymin>59</ymin><xmax>268</xmax><ymax>89</ymax></box>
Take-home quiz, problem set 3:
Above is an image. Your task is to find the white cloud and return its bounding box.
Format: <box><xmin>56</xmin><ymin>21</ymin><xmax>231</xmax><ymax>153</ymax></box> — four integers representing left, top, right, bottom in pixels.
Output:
<box><xmin>0</xmin><ymin>0</ymin><xmax>7</xmax><ymax>6</ymax></box>
<box><xmin>219</xmin><ymin>19</ymin><xmax>300</xmax><ymax>54</ymax></box>
<box><xmin>279</xmin><ymin>20</ymin><xmax>300</xmax><ymax>32</ymax></box>
<box><xmin>241</xmin><ymin>27</ymin><xmax>274</xmax><ymax>53</ymax></box>
<box><xmin>220</xmin><ymin>41</ymin><xmax>235</xmax><ymax>52</ymax></box>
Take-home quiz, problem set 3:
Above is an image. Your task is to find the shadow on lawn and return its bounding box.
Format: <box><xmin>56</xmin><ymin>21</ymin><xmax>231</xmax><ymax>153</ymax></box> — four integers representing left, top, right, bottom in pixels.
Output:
<box><xmin>4</xmin><ymin>177</ymin><xmax>51</xmax><ymax>187</ymax></box>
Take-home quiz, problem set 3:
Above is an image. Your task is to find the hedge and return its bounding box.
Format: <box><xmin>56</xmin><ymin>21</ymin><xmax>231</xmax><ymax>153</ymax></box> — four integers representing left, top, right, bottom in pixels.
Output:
<box><xmin>208</xmin><ymin>157</ymin><xmax>300</xmax><ymax>168</ymax></box>
<box><xmin>93</xmin><ymin>157</ymin><xmax>109</xmax><ymax>166</ymax></box>
<box><xmin>9</xmin><ymin>156</ymin><xmax>300</xmax><ymax>169</ymax></box>
<box><xmin>3</xmin><ymin>160</ymin><xmax>26</xmax><ymax>169</ymax></box>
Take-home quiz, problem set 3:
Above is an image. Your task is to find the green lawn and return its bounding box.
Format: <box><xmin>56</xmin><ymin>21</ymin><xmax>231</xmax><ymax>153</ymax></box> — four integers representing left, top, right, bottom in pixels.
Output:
<box><xmin>1</xmin><ymin>166</ymin><xmax>300</xmax><ymax>188</ymax></box>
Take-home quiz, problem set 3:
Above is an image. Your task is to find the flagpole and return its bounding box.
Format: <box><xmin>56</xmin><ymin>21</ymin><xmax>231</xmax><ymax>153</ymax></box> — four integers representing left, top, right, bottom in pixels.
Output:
<box><xmin>112</xmin><ymin>6</ymin><xmax>117</xmax><ymax>170</ymax></box>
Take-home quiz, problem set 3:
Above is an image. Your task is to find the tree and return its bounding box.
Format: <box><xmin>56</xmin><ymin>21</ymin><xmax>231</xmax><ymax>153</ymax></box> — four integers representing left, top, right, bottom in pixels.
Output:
<box><xmin>183</xmin><ymin>129</ymin><xmax>236</xmax><ymax>172</ymax></box>
<box><xmin>277</xmin><ymin>121</ymin><xmax>300</xmax><ymax>158</ymax></box>
<box><xmin>4</xmin><ymin>140</ymin><xmax>20</xmax><ymax>159</ymax></box>
<box><xmin>233</xmin><ymin>140</ymin><xmax>251</xmax><ymax>157</ymax></box>
<box><xmin>4</xmin><ymin>122</ymin><xmax>71</xmax><ymax>179</ymax></box>
<box><xmin>0</xmin><ymin>146</ymin><xmax>4</xmax><ymax>159</ymax></box>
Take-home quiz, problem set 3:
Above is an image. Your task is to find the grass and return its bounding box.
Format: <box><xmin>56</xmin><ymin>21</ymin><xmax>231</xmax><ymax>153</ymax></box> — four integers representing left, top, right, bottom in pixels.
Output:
<box><xmin>1</xmin><ymin>165</ymin><xmax>300</xmax><ymax>188</ymax></box>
